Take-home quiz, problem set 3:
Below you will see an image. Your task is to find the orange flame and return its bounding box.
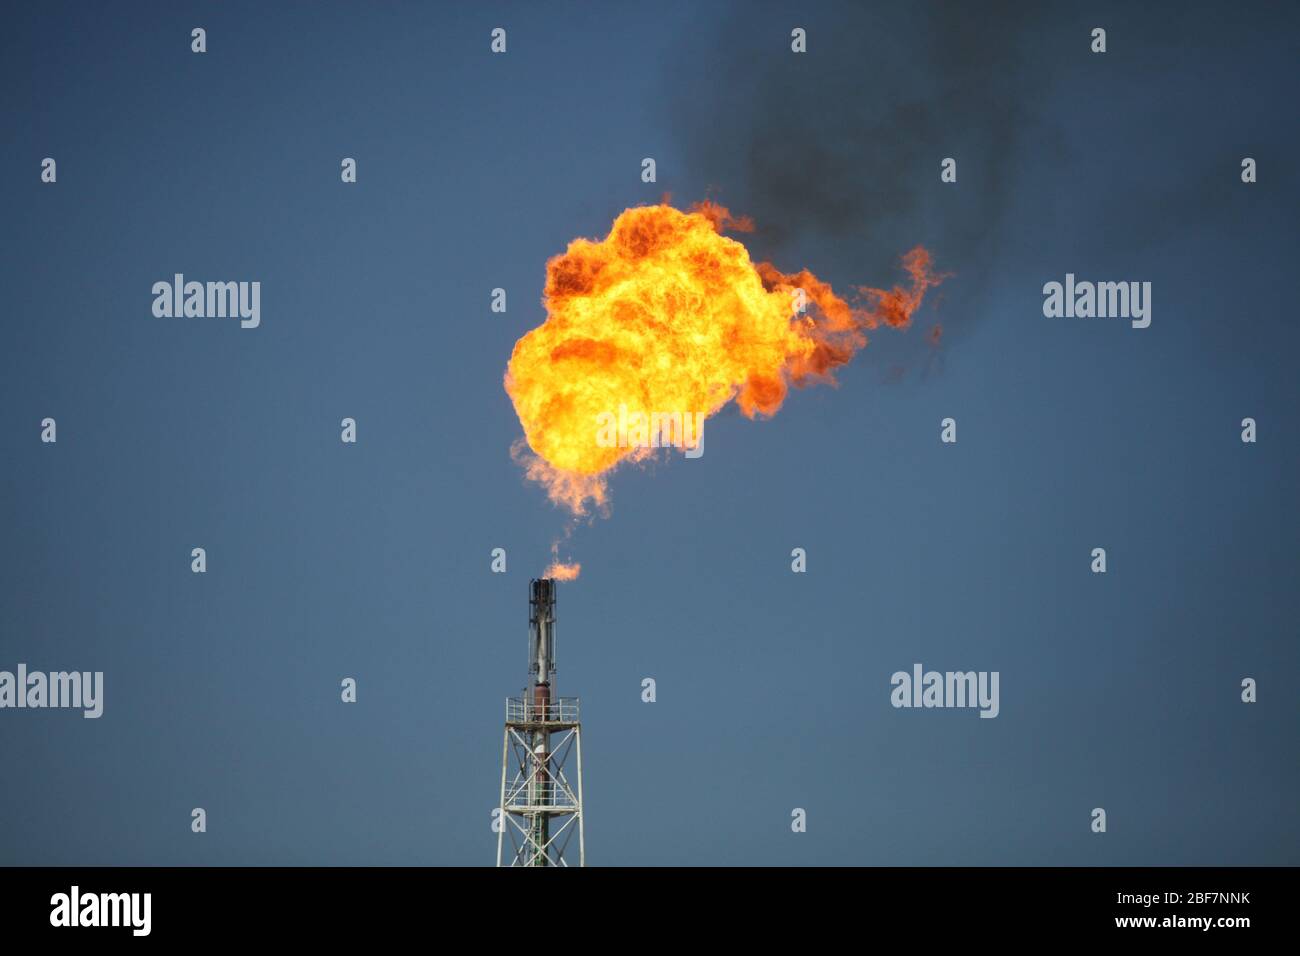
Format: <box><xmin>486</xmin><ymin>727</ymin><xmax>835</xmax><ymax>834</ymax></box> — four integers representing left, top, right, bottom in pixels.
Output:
<box><xmin>505</xmin><ymin>202</ymin><xmax>943</xmax><ymax>514</ymax></box>
<box><xmin>543</xmin><ymin>561</ymin><xmax>581</xmax><ymax>581</ymax></box>
<box><xmin>541</xmin><ymin>529</ymin><xmax>582</xmax><ymax>581</ymax></box>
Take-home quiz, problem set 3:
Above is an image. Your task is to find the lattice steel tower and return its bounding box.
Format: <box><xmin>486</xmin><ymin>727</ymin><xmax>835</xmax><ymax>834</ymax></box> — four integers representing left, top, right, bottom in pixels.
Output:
<box><xmin>496</xmin><ymin>578</ymin><xmax>585</xmax><ymax>866</ymax></box>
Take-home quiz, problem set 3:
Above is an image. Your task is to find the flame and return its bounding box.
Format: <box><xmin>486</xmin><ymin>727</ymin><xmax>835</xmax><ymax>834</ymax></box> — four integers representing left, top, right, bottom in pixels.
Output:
<box><xmin>543</xmin><ymin>561</ymin><xmax>581</xmax><ymax>581</ymax></box>
<box><xmin>505</xmin><ymin>202</ymin><xmax>943</xmax><ymax>514</ymax></box>
<box><xmin>541</xmin><ymin>529</ymin><xmax>582</xmax><ymax>581</ymax></box>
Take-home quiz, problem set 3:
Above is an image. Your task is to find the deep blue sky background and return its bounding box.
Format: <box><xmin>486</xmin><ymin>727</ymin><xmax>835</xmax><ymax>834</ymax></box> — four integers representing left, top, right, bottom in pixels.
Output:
<box><xmin>1</xmin><ymin>1</ymin><xmax>1296</xmax><ymax>865</ymax></box>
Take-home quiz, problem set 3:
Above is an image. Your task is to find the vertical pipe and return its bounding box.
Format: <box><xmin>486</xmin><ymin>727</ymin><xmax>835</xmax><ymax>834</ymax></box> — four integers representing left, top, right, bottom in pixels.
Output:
<box><xmin>576</xmin><ymin>725</ymin><xmax>585</xmax><ymax>867</ymax></box>
<box><xmin>528</xmin><ymin>578</ymin><xmax>555</xmax><ymax>865</ymax></box>
<box><xmin>497</xmin><ymin>726</ymin><xmax>509</xmax><ymax>867</ymax></box>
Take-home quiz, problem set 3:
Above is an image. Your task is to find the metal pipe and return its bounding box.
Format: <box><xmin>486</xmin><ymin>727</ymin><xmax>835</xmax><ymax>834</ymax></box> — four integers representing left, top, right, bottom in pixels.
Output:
<box><xmin>528</xmin><ymin>578</ymin><xmax>556</xmax><ymax>864</ymax></box>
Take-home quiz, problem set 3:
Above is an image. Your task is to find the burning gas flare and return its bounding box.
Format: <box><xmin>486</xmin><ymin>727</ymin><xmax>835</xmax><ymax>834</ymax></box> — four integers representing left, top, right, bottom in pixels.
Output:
<box><xmin>505</xmin><ymin>201</ymin><xmax>944</xmax><ymax>517</ymax></box>
<box><xmin>543</xmin><ymin>560</ymin><xmax>581</xmax><ymax>581</ymax></box>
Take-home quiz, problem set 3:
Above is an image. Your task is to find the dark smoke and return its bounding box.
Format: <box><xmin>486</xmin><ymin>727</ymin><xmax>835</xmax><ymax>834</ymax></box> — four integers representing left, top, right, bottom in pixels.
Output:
<box><xmin>667</xmin><ymin>0</ymin><xmax>1060</xmax><ymax>338</ymax></box>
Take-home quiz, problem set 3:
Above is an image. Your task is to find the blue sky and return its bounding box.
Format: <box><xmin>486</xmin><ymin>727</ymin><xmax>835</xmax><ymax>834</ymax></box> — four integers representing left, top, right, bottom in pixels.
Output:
<box><xmin>1</xmin><ymin>0</ymin><xmax>1296</xmax><ymax>865</ymax></box>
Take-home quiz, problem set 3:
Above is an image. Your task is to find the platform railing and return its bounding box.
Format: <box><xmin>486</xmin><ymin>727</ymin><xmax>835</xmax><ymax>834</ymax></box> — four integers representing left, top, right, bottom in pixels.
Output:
<box><xmin>502</xmin><ymin>779</ymin><xmax>579</xmax><ymax>811</ymax></box>
<box><xmin>505</xmin><ymin>696</ymin><xmax>580</xmax><ymax>723</ymax></box>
